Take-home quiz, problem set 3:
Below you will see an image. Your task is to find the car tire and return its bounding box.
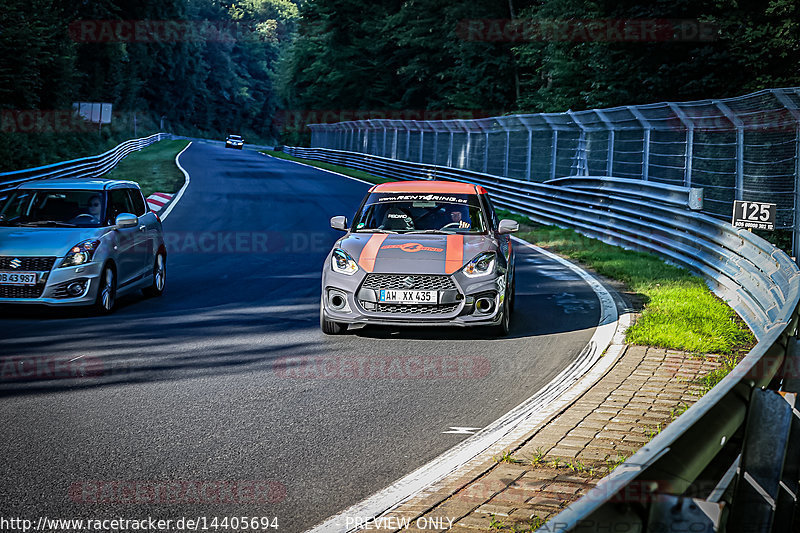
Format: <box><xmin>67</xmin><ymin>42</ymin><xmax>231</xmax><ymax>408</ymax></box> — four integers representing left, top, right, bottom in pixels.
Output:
<box><xmin>320</xmin><ymin>297</ymin><xmax>347</xmax><ymax>335</ymax></box>
<box><xmin>93</xmin><ymin>263</ymin><xmax>117</xmax><ymax>315</ymax></box>
<box><xmin>142</xmin><ymin>251</ymin><xmax>166</xmax><ymax>298</ymax></box>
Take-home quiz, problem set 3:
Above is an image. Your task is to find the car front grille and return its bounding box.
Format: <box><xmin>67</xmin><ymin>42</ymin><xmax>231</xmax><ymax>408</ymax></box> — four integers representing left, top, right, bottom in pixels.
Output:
<box><xmin>0</xmin><ymin>284</ymin><xmax>45</xmax><ymax>298</ymax></box>
<box><xmin>361</xmin><ymin>274</ymin><xmax>456</xmax><ymax>291</ymax></box>
<box><xmin>0</xmin><ymin>256</ymin><xmax>56</xmax><ymax>271</ymax></box>
<box><xmin>375</xmin><ymin>303</ymin><xmax>460</xmax><ymax>315</ymax></box>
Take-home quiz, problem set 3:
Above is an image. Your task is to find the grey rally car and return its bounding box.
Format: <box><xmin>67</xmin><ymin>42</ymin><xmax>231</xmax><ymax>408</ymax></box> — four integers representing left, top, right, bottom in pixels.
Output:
<box><xmin>0</xmin><ymin>178</ymin><xmax>167</xmax><ymax>314</ymax></box>
<box><xmin>321</xmin><ymin>180</ymin><xmax>518</xmax><ymax>335</ymax></box>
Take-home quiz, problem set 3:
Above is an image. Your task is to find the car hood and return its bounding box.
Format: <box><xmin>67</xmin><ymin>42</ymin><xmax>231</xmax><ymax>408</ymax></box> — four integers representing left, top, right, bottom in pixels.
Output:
<box><xmin>337</xmin><ymin>233</ymin><xmax>496</xmax><ymax>275</ymax></box>
<box><xmin>0</xmin><ymin>226</ymin><xmax>109</xmax><ymax>257</ymax></box>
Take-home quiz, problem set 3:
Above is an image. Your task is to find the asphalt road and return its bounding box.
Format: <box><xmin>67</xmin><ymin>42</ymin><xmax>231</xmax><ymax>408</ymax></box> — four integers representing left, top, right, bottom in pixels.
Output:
<box><xmin>0</xmin><ymin>143</ymin><xmax>601</xmax><ymax>532</ymax></box>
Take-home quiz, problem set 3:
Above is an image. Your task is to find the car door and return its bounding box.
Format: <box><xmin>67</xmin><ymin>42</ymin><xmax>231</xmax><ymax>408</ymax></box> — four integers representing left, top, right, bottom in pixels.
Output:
<box><xmin>125</xmin><ymin>187</ymin><xmax>155</xmax><ymax>278</ymax></box>
<box><xmin>108</xmin><ymin>188</ymin><xmax>140</xmax><ymax>287</ymax></box>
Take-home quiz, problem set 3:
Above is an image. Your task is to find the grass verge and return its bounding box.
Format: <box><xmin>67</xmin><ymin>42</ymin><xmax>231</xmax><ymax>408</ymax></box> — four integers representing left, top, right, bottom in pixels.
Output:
<box><xmin>498</xmin><ymin>209</ymin><xmax>755</xmax><ymax>355</ymax></box>
<box><xmin>262</xmin><ymin>150</ymin><xmax>390</xmax><ymax>185</ymax></box>
<box><xmin>105</xmin><ymin>139</ymin><xmax>190</xmax><ymax>198</ymax></box>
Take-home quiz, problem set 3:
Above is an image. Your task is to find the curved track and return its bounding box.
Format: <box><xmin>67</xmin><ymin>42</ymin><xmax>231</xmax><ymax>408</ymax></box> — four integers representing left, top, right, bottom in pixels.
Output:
<box><xmin>0</xmin><ymin>143</ymin><xmax>602</xmax><ymax>531</ymax></box>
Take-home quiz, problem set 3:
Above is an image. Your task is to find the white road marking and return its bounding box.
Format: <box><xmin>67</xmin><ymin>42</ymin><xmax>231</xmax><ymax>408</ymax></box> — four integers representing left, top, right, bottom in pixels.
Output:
<box><xmin>159</xmin><ymin>141</ymin><xmax>193</xmax><ymax>221</ymax></box>
<box><xmin>68</xmin><ymin>355</ymin><xmax>85</xmax><ymax>362</ymax></box>
<box><xmin>306</xmin><ymin>236</ymin><xmax>631</xmax><ymax>533</ymax></box>
<box><xmin>442</xmin><ymin>427</ymin><xmax>482</xmax><ymax>435</ymax></box>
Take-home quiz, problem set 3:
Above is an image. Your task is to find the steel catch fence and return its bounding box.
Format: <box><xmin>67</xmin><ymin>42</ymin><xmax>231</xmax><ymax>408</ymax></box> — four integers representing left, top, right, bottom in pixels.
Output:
<box><xmin>306</xmin><ymin>87</ymin><xmax>800</xmax><ymax>259</ymax></box>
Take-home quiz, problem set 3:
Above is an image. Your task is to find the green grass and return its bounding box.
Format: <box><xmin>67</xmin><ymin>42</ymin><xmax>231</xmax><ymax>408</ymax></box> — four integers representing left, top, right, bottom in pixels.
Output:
<box><xmin>498</xmin><ymin>209</ymin><xmax>755</xmax><ymax>355</ymax></box>
<box><xmin>262</xmin><ymin>150</ymin><xmax>391</xmax><ymax>185</ymax></box>
<box><xmin>105</xmin><ymin>139</ymin><xmax>190</xmax><ymax>198</ymax></box>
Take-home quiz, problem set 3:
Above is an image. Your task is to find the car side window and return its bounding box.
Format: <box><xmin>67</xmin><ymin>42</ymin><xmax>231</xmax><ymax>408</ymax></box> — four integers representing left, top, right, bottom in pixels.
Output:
<box><xmin>109</xmin><ymin>189</ymin><xmax>135</xmax><ymax>223</ymax></box>
<box><xmin>127</xmin><ymin>188</ymin><xmax>147</xmax><ymax>216</ymax></box>
<box><xmin>481</xmin><ymin>194</ymin><xmax>499</xmax><ymax>230</ymax></box>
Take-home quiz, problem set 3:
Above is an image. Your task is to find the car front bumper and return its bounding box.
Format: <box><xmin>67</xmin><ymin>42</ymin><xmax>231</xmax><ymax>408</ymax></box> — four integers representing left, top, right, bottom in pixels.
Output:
<box><xmin>321</xmin><ymin>270</ymin><xmax>508</xmax><ymax>328</ymax></box>
<box><xmin>0</xmin><ymin>261</ymin><xmax>103</xmax><ymax>306</ymax></box>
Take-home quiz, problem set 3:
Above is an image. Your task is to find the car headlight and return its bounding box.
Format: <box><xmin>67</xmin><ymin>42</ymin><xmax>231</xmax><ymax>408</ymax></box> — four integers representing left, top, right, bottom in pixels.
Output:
<box><xmin>331</xmin><ymin>248</ymin><xmax>359</xmax><ymax>275</ymax></box>
<box><xmin>60</xmin><ymin>239</ymin><xmax>101</xmax><ymax>268</ymax></box>
<box><xmin>462</xmin><ymin>252</ymin><xmax>496</xmax><ymax>277</ymax></box>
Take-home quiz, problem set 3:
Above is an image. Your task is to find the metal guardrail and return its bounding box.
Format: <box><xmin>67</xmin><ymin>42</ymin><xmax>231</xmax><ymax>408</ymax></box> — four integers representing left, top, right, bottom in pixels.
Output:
<box><xmin>0</xmin><ymin>133</ymin><xmax>169</xmax><ymax>191</ymax></box>
<box><xmin>283</xmin><ymin>146</ymin><xmax>800</xmax><ymax>531</ymax></box>
<box><xmin>305</xmin><ymin>87</ymin><xmax>800</xmax><ymax>263</ymax></box>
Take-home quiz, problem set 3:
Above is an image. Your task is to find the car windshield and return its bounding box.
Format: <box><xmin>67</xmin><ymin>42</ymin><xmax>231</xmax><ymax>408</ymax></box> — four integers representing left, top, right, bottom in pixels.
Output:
<box><xmin>353</xmin><ymin>192</ymin><xmax>486</xmax><ymax>234</ymax></box>
<box><xmin>228</xmin><ymin>135</ymin><xmax>242</xmax><ymax>140</ymax></box>
<box><xmin>0</xmin><ymin>190</ymin><xmax>107</xmax><ymax>228</ymax></box>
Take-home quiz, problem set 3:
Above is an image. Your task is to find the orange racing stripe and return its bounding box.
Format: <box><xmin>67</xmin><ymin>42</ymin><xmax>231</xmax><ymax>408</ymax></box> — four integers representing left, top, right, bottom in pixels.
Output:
<box><xmin>358</xmin><ymin>234</ymin><xmax>387</xmax><ymax>273</ymax></box>
<box><xmin>444</xmin><ymin>235</ymin><xmax>464</xmax><ymax>274</ymax></box>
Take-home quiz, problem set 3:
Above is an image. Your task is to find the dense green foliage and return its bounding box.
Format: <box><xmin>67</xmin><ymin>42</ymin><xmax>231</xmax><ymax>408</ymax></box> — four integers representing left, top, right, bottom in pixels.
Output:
<box><xmin>280</xmin><ymin>0</ymin><xmax>800</xmax><ymax>141</ymax></box>
<box><xmin>2</xmin><ymin>0</ymin><xmax>798</xmax><ymax>168</ymax></box>
<box><xmin>0</xmin><ymin>0</ymin><xmax>298</xmax><ymax>171</ymax></box>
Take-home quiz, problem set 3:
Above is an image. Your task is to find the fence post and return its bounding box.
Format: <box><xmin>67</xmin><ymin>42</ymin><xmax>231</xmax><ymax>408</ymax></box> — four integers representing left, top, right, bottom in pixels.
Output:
<box><xmin>628</xmin><ymin>106</ymin><xmax>652</xmax><ymax>181</ymax></box>
<box><xmin>595</xmin><ymin>109</ymin><xmax>616</xmax><ymax>177</ymax></box>
<box><xmin>483</xmin><ymin>130</ymin><xmax>490</xmax><ymax>174</ymax></box>
<box><xmin>567</xmin><ymin>110</ymin><xmax>588</xmax><ymax>176</ymax></box>
<box><xmin>432</xmin><ymin>128</ymin><xmax>438</xmax><ymax>166</ymax></box>
<box><xmin>526</xmin><ymin>127</ymin><xmax>533</xmax><ymax>180</ymax></box>
<box><xmin>504</xmin><ymin>128</ymin><xmax>511</xmax><ymax>177</ymax></box>
<box><xmin>795</xmin><ymin>127</ymin><xmax>800</xmax><ymax>264</ymax></box>
<box><xmin>448</xmin><ymin>130</ymin><xmax>454</xmax><ymax>168</ymax></box>
<box><xmin>715</xmin><ymin>100</ymin><xmax>745</xmax><ymax>200</ymax></box>
<box><xmin>773</xmin><ymin>89</ymin><xmax>800</xmax><ymax>264</ymax></box>
<box><xmin>667</xmin><ymin>103</ymin><xmax>695</xmax><ymax>187</ymax></box>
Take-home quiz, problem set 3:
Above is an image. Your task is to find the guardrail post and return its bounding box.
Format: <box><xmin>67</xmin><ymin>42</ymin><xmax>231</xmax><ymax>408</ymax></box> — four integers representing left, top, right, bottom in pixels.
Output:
<box><xmin>773</xmin><ymin>391</ymin><xmax>800</xmax><ymax>532</ymax></box>
<box><xmin>727</xmin><ymin>388</ymin><xmax>794</xmax><ymax>533</ymax></box>
<box><xmin>647</xmin><ymin>495</ymin><xmax>723</xmax><ymax>531</ymax></box>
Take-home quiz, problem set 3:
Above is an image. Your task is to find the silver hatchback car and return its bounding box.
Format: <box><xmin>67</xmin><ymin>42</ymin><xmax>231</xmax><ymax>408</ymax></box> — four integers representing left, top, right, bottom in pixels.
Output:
<box><xmin>0</xmin><ymin>178</ymin><xmax>167</xmax><ymax>313</ymax></box>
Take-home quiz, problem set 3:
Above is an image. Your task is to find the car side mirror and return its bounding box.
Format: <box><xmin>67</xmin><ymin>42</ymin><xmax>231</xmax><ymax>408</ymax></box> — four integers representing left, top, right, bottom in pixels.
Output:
<box><xmin>115</xmin><ymin>213</ymin><xmax>138</xmax><ymax>228</ymax></box>
<box><xmin>497</xmin><ymin>219</ymin><xmax>519</xmax><ymax>235</ymax></box>
<box><xmin>330</xmin><ymin>216</ymin><xmax>348</xmax><ymax>231</ymax></box>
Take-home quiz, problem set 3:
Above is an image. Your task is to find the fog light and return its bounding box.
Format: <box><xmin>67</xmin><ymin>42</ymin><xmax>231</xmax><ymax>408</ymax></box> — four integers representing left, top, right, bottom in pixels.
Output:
<box><xmin>475</xmin><ymin>297</ymin><xmax>495</xmax><ymax>314</ymax></box>
<box><xmin>67</xmin><ymin>282</ymin><xmax>86</xmax><ymax>296</ymax></box>
<box><xmin>328</xmin><ymin>290</ymin><xmax>348</xmax><ymax>310</ymax></box>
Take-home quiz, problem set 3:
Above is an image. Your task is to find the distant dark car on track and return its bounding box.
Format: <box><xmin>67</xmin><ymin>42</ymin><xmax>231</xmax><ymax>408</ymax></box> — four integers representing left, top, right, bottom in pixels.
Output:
<box><xmin>321</xmin><ymin>180</ymin><xmax>519</xmax><ymax>335</ymax></box>
<box><xmin>225</xmin><ymin>134</ymin><xmax>244</xmax><ymax>149</ymax></box>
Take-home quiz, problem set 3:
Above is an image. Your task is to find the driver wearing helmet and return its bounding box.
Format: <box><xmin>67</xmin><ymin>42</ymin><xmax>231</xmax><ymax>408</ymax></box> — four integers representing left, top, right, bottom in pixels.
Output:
<box><xmin>444</xmin><ymin>204</ymin><xmax>470</xmax><ymax>229</ymax></box>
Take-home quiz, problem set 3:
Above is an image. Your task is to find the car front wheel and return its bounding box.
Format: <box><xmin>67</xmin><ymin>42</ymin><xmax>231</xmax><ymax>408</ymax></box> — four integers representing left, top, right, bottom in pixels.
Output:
<box><xmin>93</xmin><ymin>264</ymin><xmax>117</xmax><ymax>315</ymax></box>
<box><xmin>320</xmin><ymin>297</ymin><xmax>347</xmax><ymax>335</ymax></box>
<box><xmin>491</xmin><ymin>294</ymin><xmax>511</xmax><ymax>337</ymax></box>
